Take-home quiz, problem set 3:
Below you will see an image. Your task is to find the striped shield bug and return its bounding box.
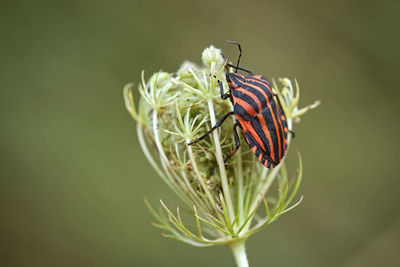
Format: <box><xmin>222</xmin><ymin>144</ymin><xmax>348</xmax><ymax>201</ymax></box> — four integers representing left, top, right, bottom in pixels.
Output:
<box><xmin>189</xmin><ymin>41</ymin><xmax>292</xmax><ymax>169</ymax></box>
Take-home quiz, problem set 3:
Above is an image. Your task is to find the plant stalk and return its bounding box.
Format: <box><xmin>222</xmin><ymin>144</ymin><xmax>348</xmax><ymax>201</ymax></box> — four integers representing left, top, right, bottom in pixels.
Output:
<box><xmin>230</xmin><ymin>241</ymin><xmax>249</xmax><ymax>267</ymax></box>
<box><xmin>207</xmin><ymin>99</ymin><xmax>235</xmax><ymax>221</ymax></box>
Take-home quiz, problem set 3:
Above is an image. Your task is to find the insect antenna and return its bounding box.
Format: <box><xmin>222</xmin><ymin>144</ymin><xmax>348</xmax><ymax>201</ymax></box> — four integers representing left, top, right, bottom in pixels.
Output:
<box><xmin>226</xmin><ymin>40</ymin><xmax>242</xmax><ymax>73</ymax></box>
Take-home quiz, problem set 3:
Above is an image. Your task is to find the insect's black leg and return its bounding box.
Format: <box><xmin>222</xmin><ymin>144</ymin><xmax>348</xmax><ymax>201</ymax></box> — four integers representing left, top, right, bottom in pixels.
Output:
<box><xmin>188</xmin><ymin>111</ymin><xmax>234</xmax><ymax>145</ymax></box>
<box><xmin>226</xmin><ymin>40</ymin><xmax>242</xmax><ymax>73</ymax></box>
<box><xmin>209</xmin><ymin>74</ymin><xmax>229</xmax><ymax>99</ymax></box>
<box><xmin>224</xmin><ymin>123</ymin><xmax>241</xmax><ymax>162</ymax></box>
<box><xmin>289</xmin><ymin>130</ymin><xmax>295</xmax><ymax>138</ymax></box>
<box><xmin>219</xmin><ymin>80</ymin><xmax>230</xmax><ymax>100</ymax></box>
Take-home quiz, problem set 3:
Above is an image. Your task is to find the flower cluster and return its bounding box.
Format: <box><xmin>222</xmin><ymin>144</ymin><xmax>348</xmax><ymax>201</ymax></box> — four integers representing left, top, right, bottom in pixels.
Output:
<box><xmin>124</xmin><ymin>45</ymin><xmax>319</xmax><ymax>266</ymax></box>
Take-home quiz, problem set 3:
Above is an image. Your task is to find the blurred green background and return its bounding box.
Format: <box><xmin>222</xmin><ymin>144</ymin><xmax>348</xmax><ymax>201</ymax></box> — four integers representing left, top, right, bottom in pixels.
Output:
<box><xmin>1</xmin><ymin>0</ymin><xmax>399</xmax><ymax>266</ymax></box>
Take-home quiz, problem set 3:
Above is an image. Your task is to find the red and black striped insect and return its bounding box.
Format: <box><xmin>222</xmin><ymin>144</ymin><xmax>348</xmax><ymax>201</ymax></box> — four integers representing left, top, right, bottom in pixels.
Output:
<box><xmin>189</xmin><ymin>41</ymin><xmax>292</xmax><ymax>169</ymax></box>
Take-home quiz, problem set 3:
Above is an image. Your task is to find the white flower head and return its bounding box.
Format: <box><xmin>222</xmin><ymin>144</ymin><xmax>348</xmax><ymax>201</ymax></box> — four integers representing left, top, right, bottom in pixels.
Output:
<box><xmin>202</xmin><ymin>45</ymin><xmax>225</xmax><ymax>70</ymax></box>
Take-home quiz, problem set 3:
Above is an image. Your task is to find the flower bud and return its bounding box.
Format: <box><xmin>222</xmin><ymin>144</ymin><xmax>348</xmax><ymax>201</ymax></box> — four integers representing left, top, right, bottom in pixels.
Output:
<box><xmin>201</xmin><ymin>45</ymin><xmax>225</xmax><ymax>70</ymax></box>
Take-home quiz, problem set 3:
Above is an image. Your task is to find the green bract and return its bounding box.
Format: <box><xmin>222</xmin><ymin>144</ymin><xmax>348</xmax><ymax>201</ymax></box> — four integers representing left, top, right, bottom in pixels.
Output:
<box><xmin>124</xmin><ymin>45</ymin><xmax>319</xmax><ymax>267</ymax></box>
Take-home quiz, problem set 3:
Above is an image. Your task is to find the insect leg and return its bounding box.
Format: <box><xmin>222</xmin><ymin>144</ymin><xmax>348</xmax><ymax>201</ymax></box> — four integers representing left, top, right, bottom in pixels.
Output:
<box><xmin>224</xmin><ymin>123</ymin><xmax>241</xmax><ymax>162</ymax></box>
<box><xmin>218</xmin><ymin>80</ymin><xmax>230</xmax><ymax>100</ymax></box>
<box><xmin>188</xmin><ymin>111</ymin><xmax>234</xmax><ymax>145</ymax></box>
<box><xmin>210</xmin><ymin>74</ymin><xmax>230</xmax><ymax>99</ymax></box>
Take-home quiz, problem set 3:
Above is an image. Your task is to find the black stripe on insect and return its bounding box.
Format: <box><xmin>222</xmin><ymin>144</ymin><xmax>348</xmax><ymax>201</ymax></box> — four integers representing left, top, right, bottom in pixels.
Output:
<box><xmin>188</xmin><ymin>41</ymin><xmax>294</xmax><ymax>169</ymax></box>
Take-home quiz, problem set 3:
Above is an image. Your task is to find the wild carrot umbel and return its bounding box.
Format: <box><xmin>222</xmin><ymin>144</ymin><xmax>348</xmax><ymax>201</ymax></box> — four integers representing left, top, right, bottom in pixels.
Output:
<box><xmin>124</xmin><ymin>45</ymin><xmax>319</xmax><ymax>267</ymax></box>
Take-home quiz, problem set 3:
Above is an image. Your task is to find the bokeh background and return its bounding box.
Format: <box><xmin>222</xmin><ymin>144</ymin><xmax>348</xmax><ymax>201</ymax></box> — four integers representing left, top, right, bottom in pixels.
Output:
<box><xmin>1</xmin><ymin>0</ymin><xmax>399</xmax><ymax>266</ymax></box>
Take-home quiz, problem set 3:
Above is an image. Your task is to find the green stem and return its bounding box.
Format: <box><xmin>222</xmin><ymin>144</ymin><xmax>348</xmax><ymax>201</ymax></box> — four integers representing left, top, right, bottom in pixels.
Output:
<box><xmin>236</xmin><ymin>146</ymin><xmax>244</xmax><ymax>226</ymax></box>
<box><xmin>207</xmin><ymin>99</ymin><xmax>235</xmax><ymax>222</ymax></box>
<box><xmin>230</xmin><ymin>241</ymin><xmax>249</xmax><ymax>267</ymax></box>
